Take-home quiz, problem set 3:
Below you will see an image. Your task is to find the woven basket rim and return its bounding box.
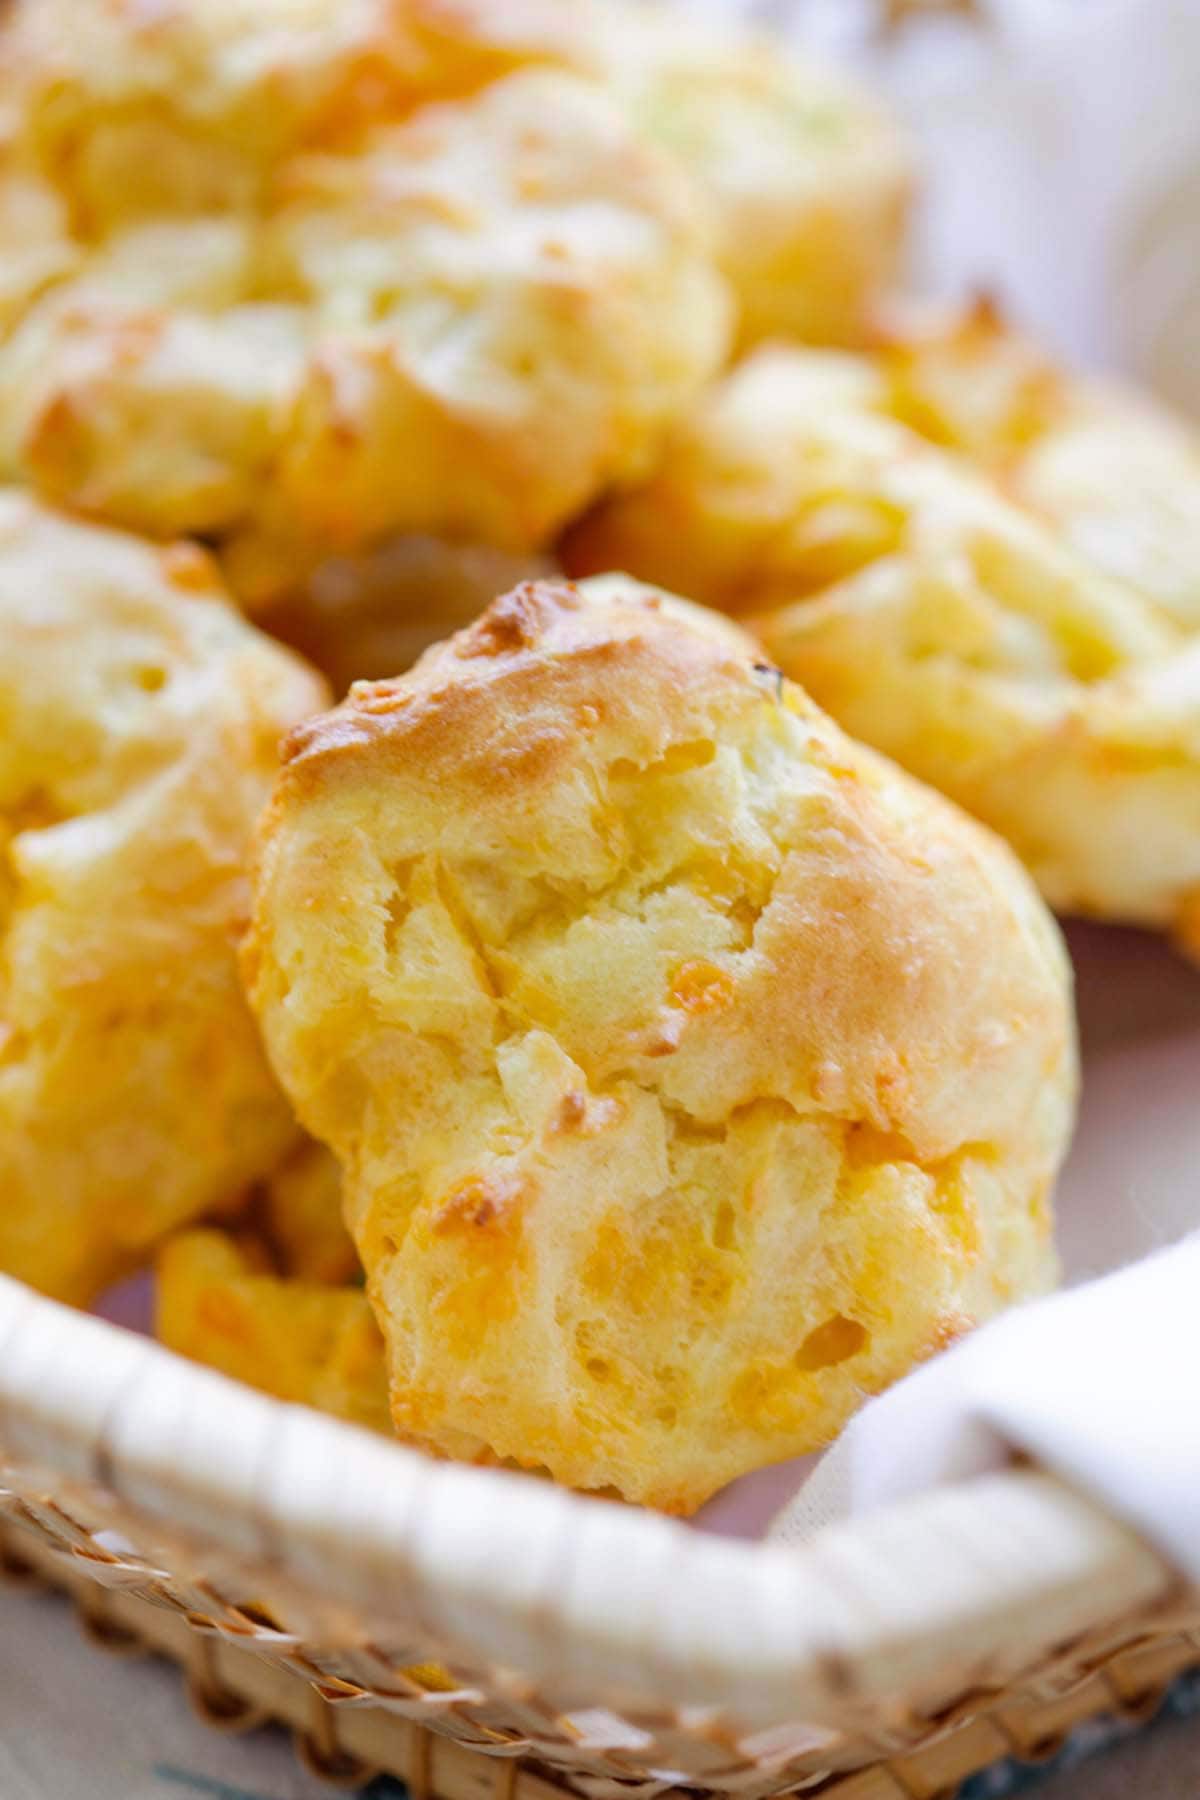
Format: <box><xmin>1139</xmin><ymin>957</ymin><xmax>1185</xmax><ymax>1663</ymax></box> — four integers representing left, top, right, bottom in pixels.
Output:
<box><xmin>0</xmin><ymin>1273</ymin><xmax>1176</xmax><ymax>1730</ymax></box>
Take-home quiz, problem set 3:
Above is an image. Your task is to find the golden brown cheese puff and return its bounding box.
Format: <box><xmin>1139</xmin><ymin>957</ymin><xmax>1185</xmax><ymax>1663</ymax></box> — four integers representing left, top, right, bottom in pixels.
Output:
<box><xmin>564</xmin><ymin>347</ymin><xmax>1200</xmax><ymax>950</ymax></box>
<box><xmin>0</xmin><ymin>0</ymin><xmax>595</xmax><ymax>226</ymax></box>
<box><xmin>410</xmin><ymin>0</ymin><xmax>914</xmax><ymax>352</ymax></box>
<box><xmin>562</xmin><ymin>348</ymin><xmax>908</xmax><ymax>612</ymax></box>
<box><xmin>0</xmin><ymin>0</ymin><xmax>732</xmax><ymax>602</ymax></box>
<box><xmin>874</xmin><ymin>298</ymin><xmax>1200</xmax><ymax>632</ymax></box>
<box><xmin>590</xmin><ymin>1</ymin><xmax>914</xmax><ymax>349</ymax></box>
<box><xmin>0</xmin><ymin>493</ymin><xmax>327</xmax><ymax>1303</ymax></box>
<box><xmin>245</xmin><ymin>577</ymin><xmax>1075</xmax><ymax>1514</ymax></box>
<box><xmin>0</xmin><ymin>157</ymin><xmax>78</xmax><ymax>337</ymax></box>
<box><xmin>262</xmin><ymin>1139</ymin><xmax>360</xmax><ymax>1287</ymax></box>
<box><xmin>573</xmin><ymin>570</ymin><xmax>764</xmax><ymax>658</ymax></box>
<box><xmin>156</xmin><ymin>1230</ymin><xmax>390</xmax><ymax>1436</ymax></box>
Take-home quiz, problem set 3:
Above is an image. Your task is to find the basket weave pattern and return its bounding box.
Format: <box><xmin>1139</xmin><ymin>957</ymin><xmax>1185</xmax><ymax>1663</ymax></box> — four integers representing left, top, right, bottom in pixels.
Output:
<box><xmin>1</xmin><ymin>1278</ymin><xmax>1197</xmax><ymax>1797</ymax></box>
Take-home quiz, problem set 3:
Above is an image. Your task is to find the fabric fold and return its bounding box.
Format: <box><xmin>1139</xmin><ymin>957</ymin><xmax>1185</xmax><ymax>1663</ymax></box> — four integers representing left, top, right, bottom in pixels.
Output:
<box><xmin>771</xmin><ymin>1234</ymin><xmax>1200</xmax><ymax>1585</ymax></box>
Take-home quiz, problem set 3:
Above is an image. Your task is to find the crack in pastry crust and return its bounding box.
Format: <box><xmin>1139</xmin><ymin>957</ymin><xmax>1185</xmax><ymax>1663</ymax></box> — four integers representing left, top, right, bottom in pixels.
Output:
<box><xmin>246</xmin><ymin>576</ymin><xmax>1074</xmax><ymax>1512</ymax></box>
<box><xmin>563</xmin><ymin>311</ymin><xmax>1200</xmax><ymax>948</ymax></box>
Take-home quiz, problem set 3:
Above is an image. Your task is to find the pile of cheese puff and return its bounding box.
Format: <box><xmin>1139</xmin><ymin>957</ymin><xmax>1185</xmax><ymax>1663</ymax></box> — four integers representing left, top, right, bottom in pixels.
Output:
<box><xmin>0</xmin><ymin>0</ymin><xmax>1195</xmax><ymax>1515</ymax></box>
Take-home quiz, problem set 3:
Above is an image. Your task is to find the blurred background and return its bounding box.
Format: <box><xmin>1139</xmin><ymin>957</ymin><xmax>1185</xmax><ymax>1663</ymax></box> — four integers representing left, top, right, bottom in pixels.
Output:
<box><xmin>730</xmin><ymin>0</ymin><xmax>1200</xmax><ymax>412</ymax></box>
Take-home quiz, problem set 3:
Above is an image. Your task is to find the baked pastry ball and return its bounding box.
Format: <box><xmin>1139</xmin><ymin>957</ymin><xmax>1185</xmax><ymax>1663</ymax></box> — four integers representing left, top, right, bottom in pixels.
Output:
<box><xmin>0</xmin><ymin>492</ymin><xmax>326</xmax><ymax>1302</ymax></box>
<box><xmin>589</xmin><ymin>1</ymin><xmax>914</xmax><ymax>349</ymax></box>
<box><xmin>157</xmin><ymin>1230</ymin><xmax>390</xmax><ymax>1435</ymax></box>
<box><xmin>246</xmin><ymin>577</ymin><xmax>1075</xmax><ymax>1513</ymax></box>
<box><xmin>0</xmin><ymin>0</ymin><xmax>731</xmax><ymax>607</ymax></box>
<box><xmin>876</xmin><ymin>299</ymin><xmax>1200</xmax><ymax>630</ymax></box>
<box><xmin>565</xmin><ymin>346</ymin><xmax>1200</xmax><ymax>950</ymax></box>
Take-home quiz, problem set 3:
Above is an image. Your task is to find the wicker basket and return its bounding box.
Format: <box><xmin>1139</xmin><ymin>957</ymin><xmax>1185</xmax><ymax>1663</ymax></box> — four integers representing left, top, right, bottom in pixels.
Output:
<box><xmin>2</xmin><ymin>1274</ymin><xmax>1197</xmax><ymax>1799</ymax></box>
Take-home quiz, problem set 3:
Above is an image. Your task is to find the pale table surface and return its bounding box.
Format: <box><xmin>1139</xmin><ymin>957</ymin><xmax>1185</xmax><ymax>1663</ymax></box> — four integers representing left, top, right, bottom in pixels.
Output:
<box><xmin>1</xmin><ymin>1578</ymin><xmax>1198</xmax><ymax>1800</ymax></box>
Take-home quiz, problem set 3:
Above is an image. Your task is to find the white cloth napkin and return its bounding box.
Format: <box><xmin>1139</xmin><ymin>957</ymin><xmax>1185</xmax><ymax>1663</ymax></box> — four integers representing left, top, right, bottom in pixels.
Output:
<box><xmin>770</xmin><ymin>1233</ymin><xmax>1200</xmax><ymax>1581</ymax></box>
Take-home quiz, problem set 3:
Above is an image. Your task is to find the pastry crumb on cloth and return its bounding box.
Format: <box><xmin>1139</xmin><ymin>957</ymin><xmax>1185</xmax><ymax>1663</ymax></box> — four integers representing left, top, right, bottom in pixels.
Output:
<box><xmin>245</xmin><ymin>576</ymin><xmax>1075</xmax><ymax>1513</ymax></box>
